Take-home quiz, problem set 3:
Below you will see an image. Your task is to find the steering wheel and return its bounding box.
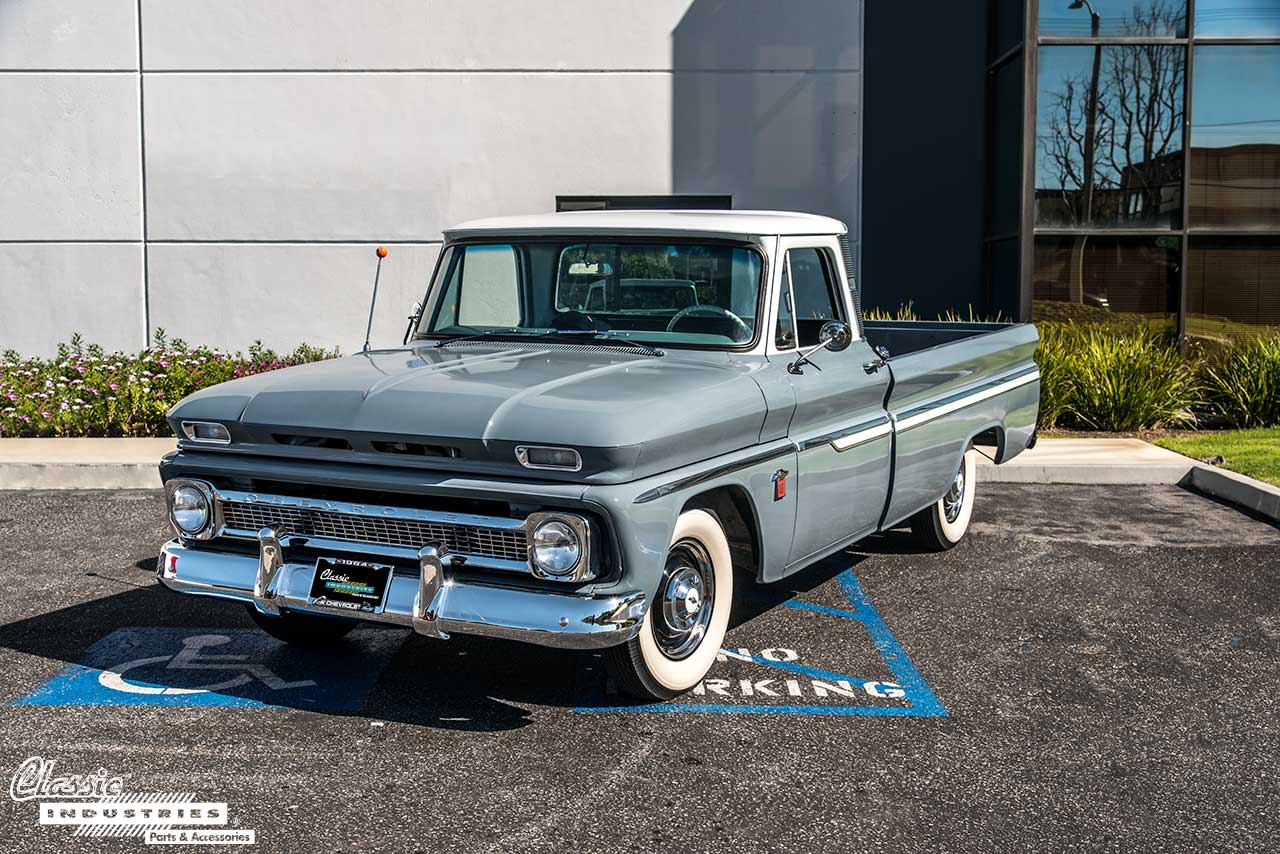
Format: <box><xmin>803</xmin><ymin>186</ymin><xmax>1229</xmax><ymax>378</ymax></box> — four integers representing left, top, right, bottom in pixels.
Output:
<box><xmin>665</xmin><ymin>305</ymin><xmax>752</xmax><ymax>341</ymax></box>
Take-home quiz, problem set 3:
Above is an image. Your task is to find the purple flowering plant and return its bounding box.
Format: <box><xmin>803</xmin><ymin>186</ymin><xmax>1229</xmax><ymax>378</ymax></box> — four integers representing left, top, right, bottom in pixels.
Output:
<box><xmin>0</xmin><ymin>330</ymin><xmax>338</xmax><ymax>438</ymax></box>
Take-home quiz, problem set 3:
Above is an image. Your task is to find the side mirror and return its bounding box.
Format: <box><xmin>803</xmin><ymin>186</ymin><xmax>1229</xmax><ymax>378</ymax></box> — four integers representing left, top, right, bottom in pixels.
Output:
<box><xmin>402</xmin><ymin>301</ymin><xmax>424</xmax><ymax>345</ymax></box>
<box><xmin>787</xmin><ymin>320</ymin><xmax>854</xmax><ymax>375</ymax></box>
<box><xmin>820</xmin><ymin>320</ymin><xmax>852</xmax><ymax>352</ymax></box>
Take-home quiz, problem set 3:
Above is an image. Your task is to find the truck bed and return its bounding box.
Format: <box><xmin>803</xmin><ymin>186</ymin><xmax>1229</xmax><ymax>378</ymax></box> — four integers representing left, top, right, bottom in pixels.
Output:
<box><xmin>862</xmin><ymin>320</ymin><xmax>1041</xmax><ymax>528</ymax></box>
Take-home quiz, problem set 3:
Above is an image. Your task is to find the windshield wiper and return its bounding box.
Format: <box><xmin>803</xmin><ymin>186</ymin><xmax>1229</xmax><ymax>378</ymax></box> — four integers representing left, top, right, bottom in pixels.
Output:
<box><xmin>430</xmin><ymin>329</ymin><xmax>541</xmax><ymax>349</ymax></box>
<box><xmin>428</xmin><ymin>328</ymin><xmax>664</xmax><ymax>356</ymax></box>
<box><xmin>532</xmin><ymin>330</ymin><xmax>665</xmax><ymax>357</ymax></box>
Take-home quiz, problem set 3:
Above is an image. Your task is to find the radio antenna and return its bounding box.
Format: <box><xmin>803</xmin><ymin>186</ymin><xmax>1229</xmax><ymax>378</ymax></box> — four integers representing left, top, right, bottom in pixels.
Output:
<box><xmin>362</xmin><ymin>246</ymin><xmax>388</xmax><ymax>353</ymax></box>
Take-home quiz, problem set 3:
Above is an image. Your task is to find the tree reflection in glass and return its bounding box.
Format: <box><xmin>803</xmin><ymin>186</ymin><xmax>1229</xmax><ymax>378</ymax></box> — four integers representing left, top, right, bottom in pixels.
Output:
<box><xmin>1036</xmin><ymin>2</ymin><xmax>1187</xmax><ymax>228</ymax></box>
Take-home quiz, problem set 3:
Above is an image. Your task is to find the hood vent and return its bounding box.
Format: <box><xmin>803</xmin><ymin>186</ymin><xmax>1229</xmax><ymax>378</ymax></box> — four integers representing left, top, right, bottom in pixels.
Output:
<box><xmin>372</xmin><ymin>440</ymin><xmax>463</xmax><ymax>458</ymax></box>
<box><xmin>273</xmin><ymin>433</ymin><xmax>353</xmax><ymax>450</ymax></box>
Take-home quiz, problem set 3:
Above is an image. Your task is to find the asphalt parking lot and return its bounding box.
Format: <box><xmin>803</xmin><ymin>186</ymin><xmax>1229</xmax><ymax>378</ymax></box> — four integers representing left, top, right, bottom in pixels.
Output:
<box><xmin>0</xmin><ymin>484</ymin><xmax>1277</xmax><ymax>852</ymax></box>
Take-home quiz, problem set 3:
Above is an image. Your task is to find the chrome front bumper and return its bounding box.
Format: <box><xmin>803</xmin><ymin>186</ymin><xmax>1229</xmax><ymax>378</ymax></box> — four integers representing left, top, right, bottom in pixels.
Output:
<box><xmin>156</xmin><ymin>538</ymin><xmax>647</xmax><ymax>651</ymax></box>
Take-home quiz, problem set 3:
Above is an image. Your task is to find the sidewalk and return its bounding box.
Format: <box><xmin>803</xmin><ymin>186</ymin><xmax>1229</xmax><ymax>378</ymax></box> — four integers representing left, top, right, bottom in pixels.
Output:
<box><xmin>978</xmin><ymin>437</ymin><xmax>1280</xmax><ymax>522</ymax></box>
<box><xmin>976</xmin><ymin>438</ymin><xmax>1195</xmax><ymax>484</ymax></box>
<box><xmin>0</xmin><ymin>438</ymin><xmax>173</xmax><ymax>490</ymax></box>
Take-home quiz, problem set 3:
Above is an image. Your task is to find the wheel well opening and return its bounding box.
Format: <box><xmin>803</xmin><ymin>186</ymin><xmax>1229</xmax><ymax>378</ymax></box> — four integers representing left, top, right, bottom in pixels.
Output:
<box><xmin>972</xmin><ymin>425</ymin><xmax>1005</xmax><ymax>460</ymax></box>
<box><xmin>682</xmin><ymin>486</ymin><xmax>760</xmax><ymax>579</ymax></box>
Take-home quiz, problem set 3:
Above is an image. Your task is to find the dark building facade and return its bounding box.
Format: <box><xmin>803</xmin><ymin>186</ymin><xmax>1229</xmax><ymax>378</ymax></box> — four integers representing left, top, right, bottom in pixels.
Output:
<box><xmin>863</xmin><ymin>0</ymin><xmax>1280</xmax><ymax>343</ymax></box>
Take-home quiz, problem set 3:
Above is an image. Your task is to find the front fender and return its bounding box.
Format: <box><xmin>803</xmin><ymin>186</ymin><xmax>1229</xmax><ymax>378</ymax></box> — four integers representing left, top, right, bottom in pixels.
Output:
<box><xmin>583</xmin><ymin>439</ymin><xmax>798</xmax><ymax>602</ymax></box>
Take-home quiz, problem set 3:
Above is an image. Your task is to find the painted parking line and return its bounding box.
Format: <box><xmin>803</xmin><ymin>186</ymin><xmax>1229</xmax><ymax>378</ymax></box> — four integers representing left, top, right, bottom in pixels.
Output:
<box><xmin>575</xmin><ymin>568</ymin><xmax>947</xmax><ymax>717</ymax></box>
<box><xmin>12</xmin><ymin>627</ymin><xmax>402</xmax><ymax>712</ymax></box>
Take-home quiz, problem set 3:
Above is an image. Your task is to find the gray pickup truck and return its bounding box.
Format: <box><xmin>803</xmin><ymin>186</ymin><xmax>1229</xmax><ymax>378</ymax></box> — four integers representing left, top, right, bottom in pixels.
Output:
<box><xmin>157</xmin><ymin>211</ymin><xmax>1039</xmax><ymax>699</ymax></box>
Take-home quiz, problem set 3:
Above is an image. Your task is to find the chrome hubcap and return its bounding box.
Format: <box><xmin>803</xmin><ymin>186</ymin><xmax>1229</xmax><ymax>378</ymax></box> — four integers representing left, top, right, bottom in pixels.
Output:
<box><xmin>943</xmin><ymin>461</ymin><xmax>966</xmax><ymax>523</ymax></box>
<box><xmin>654</xmin><ymin>539</ymin><xmax>715</xmax><ymax>660</ymax></box>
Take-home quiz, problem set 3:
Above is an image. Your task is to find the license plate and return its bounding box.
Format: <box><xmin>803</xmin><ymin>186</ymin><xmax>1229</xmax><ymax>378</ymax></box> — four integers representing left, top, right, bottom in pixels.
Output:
<box><xmin>309</xmin><ymin>557</ymin><xmax>392</xmax><ymax>613</ymax></box>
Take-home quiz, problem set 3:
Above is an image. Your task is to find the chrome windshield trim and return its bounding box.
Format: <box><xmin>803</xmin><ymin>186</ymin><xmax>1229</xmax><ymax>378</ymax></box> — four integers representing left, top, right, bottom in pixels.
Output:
<box><xmin>893</xmin><ymin>367</ymin><xmax>1040</xmax><ymax>433</ymax></box>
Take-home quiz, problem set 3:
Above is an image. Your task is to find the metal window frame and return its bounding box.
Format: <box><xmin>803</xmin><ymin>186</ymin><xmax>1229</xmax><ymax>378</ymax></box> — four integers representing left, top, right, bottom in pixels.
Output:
<box><xmin>1017</xmin><ymin>0</ymin><xmax>1280</xmax><ymax>344</ymax></box>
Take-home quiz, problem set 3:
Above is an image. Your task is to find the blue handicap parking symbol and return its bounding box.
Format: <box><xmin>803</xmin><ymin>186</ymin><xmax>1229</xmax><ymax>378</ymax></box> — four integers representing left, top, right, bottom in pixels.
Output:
<box><xmin>12</xmin><ymin>627</ymin><xmax>401</xmax><ymax>712</ymax></box>
<box><xmin>575</xmin><ymin>568</ymin><xmax>948</xmax><ymax>717</ymax></box>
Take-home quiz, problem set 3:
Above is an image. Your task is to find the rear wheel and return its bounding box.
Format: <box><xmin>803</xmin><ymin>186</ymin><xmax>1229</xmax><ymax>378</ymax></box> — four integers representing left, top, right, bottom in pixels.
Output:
<box><xmin>909</xmin><ymin>448</ymin><xmax>977</xmax><ymax>551</ymax></box>
<box><xmin>245</xmin><ymin>605</ymin><xmax>357</xmax><ymax>645</ymax></box>
<box><xmin>604</xmin><ymin>509</ymin><xmax>733</xmax><ymax>701</ymax></box>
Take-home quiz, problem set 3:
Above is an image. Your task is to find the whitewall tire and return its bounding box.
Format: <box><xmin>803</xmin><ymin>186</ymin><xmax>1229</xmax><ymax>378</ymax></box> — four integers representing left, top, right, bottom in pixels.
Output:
<box><xmin>909</xmin><ymin>448</ymin><xmax>977</xmax><ymax>551</ymax></box>
<box><xmin>604</xmin><ymin>509</ymin><xmax>733</xmax><ymax>700</ymax></box>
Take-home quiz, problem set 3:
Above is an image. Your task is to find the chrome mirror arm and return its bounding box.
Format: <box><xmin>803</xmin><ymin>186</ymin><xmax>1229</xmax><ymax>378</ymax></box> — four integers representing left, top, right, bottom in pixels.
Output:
<box><xmin>787</xmin><ymin>336</ymin><xmax>831</xmax><ymax>375</ymax></box>
<box><xmin>786</xmin><ymin>320</ymin><xmax>852</xmax><ymax>375</ymax></box>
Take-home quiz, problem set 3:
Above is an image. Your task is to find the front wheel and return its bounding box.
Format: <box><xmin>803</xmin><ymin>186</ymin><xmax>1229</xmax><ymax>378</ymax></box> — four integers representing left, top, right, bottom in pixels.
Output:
<box><xmin>246</xmin><ymin>605</ymin><xmax>357</xmax><ymax>645</ymax></box>
<box><xmin>604</xmin><ymin>509</ymin><xmax>733</xmax><ymax>701</ymax></box>
<box><xmin>909</xmin><ymin>448</ymin><xmax>977</xmax><ymax>551</ymax></box>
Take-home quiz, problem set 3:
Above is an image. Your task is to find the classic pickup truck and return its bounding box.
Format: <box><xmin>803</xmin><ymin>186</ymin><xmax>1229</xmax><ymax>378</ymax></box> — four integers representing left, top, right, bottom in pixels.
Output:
<box><xmin>157</xmin><ymin>210</ymin><xmax>1039</xmax><ymax>700</ymax></box>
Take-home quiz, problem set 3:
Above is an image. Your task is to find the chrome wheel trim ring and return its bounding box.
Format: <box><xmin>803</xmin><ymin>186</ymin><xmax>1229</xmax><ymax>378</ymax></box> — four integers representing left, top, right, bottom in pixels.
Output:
<box><xmin>653</xmin><ymin>539</ymin><xmax>716</xmax><ymax>661</ymax></box>
<box><xmin>943</xmin><ymin>462</ymin><xmax>966</xmax><ymax>523</ymax></box>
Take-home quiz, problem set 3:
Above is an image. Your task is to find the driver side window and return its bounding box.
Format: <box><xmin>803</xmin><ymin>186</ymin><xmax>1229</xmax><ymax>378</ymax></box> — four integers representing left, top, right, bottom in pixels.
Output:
<box><xmin>785</xmin><ymin>248</ymin><xmax>842</xmax><ymax>347</ymax></box>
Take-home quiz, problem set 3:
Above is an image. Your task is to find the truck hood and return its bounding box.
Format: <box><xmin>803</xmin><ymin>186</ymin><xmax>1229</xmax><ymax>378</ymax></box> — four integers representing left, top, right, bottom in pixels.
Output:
<box><xmin>168</xmin><ymin>344</ymin><xmax>771</xmax><ymax>481</ymax></box>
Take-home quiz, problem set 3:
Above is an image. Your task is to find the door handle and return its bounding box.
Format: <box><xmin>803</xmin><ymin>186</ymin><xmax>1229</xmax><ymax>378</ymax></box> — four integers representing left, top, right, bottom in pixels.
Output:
<box><xmin>863</xmin><ymin>346</ymin><xmax>890</xmax><ymax>374</ymax></box>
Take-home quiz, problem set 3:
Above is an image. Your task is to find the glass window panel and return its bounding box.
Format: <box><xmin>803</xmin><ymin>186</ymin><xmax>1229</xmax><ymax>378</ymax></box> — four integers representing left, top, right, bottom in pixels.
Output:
<box><xmin>1186</xmin><ymin>237</ymin><xmax>1280</xmax><ymax>343</ymax></box>
<box><xmin>1031</xmin><ymin>235</ymin><xmax>1180</xmax><ymax>327</ymax></box>
<box><xmin>1038</xmin><ymin>0</ymin><xmax>1186</xmax><ymax>38</ymax></box>
<box><xmin>457</xmin><ymin>245</ymin><xmax>520</xmax><ymax>327</ymax></box>
<box><xmin>1035</xmin><ymin>45</ymin><xmax>1185</xmax><ymax>228</ymax></box>
<box><xmin>775</xmin><ymin>263</ymin><xmax>796</xmax><ymax>350</ymax></box>
<box><xmin>1194</xmin><ymin>0</ymin><xmax>1280</xmax><ymax>38</ymax></box>
<box><xmin>786</xmin><ymin>248</ymin><xmax>840</xmax><ymax>346</ymax></box>
<box><xmin>1189</xmin><ymin>45</ymin><xmax>1280</xmax><ymax>229</ymax></box>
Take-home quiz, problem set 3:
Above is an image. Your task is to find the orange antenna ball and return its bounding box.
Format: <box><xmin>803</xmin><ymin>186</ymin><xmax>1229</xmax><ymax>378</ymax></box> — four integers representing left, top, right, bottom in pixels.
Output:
<box><xmin>376</xmin><ymin>246</ymin><xmax>388</xmax><ymax>258</ymax></box>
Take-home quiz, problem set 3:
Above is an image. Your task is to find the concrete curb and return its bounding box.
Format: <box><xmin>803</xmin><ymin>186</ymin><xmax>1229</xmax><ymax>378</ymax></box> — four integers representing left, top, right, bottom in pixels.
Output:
<box><xmin>0</xmin><ymin>463</ymin><xmax>162</xmax><ymax>490</ymax></box>
<box><xmin>1182</xmin><ymin>465</ymin><xmax>1280</xmax><ymax>523</ymax></box>
<box><xmin>0</xmin><ymin>438</ymin><xmax>172</xmax><ymax>490</ymax></box>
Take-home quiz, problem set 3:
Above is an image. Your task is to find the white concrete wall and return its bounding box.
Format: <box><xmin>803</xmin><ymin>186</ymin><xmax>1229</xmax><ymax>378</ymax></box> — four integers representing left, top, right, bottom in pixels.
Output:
<box><xmin>0</xmin><ymin>0</ymin><xmax>862</xmax><ymax>357</ymax></box>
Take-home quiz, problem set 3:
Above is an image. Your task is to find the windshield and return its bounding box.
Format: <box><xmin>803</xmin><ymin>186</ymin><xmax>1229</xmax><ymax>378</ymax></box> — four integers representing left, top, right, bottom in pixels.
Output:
<box><xmin>416</xmin><ymin>240</ymin><xmax>764</xmax><ymax>348</ymax></box>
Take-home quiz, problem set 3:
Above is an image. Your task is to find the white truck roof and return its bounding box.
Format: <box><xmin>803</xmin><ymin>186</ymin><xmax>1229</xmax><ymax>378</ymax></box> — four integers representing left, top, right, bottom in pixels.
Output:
<box><xmin>444</xmin><ymin>210</ymin><xmax>848</xmax><ymax>242</ymax></box>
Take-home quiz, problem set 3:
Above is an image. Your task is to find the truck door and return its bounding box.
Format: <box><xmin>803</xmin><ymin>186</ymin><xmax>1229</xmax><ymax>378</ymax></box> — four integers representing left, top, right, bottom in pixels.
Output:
<box><xmin>772</xmin><ymin>237</ymin><xmax>892</xmax><ymax>571</ymax></box>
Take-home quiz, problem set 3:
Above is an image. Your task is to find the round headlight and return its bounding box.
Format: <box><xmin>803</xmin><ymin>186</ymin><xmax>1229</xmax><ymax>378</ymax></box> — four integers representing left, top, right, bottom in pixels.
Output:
<box><xmin>531</xmin><ymin>520</ymin><xmax>581</xmax><ymax>576</ymax></box>
<box><xmin>170</xmin><ymin>485</ymin><xmax>210</xmax><ymax>535</ymax></box>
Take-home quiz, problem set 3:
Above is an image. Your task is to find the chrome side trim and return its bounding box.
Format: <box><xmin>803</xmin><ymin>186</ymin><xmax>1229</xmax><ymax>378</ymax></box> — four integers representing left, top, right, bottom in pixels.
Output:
<box><xmin>893</xmin><ymin>368</ymin><xmax>1040</xmax><ymax>433</ymax></box>
<box><xmin>158</xmin><ymin>539</ymin><xmax>646</xmax><ymax>651</ymax></box>
<box><xmin>831</xmin><ymin>421</ymin><xmax>894</xmax><ymax>452</ymax></box>
<box><xmin>795</xmin><ymin>415</ymin><xmax>893</xmax><ymax>453</ymax></box>
<box><xmin>633</xmin><ymin>442</ymin><xmax>796</xmax><ymax>504</ymax></box>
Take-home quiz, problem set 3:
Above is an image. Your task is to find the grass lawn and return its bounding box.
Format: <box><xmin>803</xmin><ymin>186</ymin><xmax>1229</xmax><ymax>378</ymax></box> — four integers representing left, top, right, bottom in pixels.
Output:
<box><xmin>1153</xmin><ymin>428</ymin><xmax>1280</xmax><ymax>487</ymax></box>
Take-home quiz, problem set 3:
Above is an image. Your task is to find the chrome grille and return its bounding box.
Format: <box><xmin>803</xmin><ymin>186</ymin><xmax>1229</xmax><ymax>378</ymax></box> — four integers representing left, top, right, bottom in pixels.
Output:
<box><xmin>219</xmin><ymin>500</ymin><xmax>528</xmax><ymax>562</ymax></box>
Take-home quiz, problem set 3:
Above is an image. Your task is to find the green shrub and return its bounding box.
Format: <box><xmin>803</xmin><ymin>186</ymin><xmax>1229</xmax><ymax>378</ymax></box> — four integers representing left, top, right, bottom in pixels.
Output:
<box><xmin>0</xmin><ymin>331</ymin><xmax>339</xmax><ymax>438</ymax></box>
<box><xmin>1067</xmin><ymin>327</ymin><xmax>1198</xmax><ymax>431</ymax></box>
<box><xmin>1033</xmin><ymin>323</ymin><xmax>1078</xmax><ymax>429</ymax></box>
<box><xmin>1203</xmin><ymin>333</ymin><xmax>1280</xmax><ymax>429</ymax></box>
